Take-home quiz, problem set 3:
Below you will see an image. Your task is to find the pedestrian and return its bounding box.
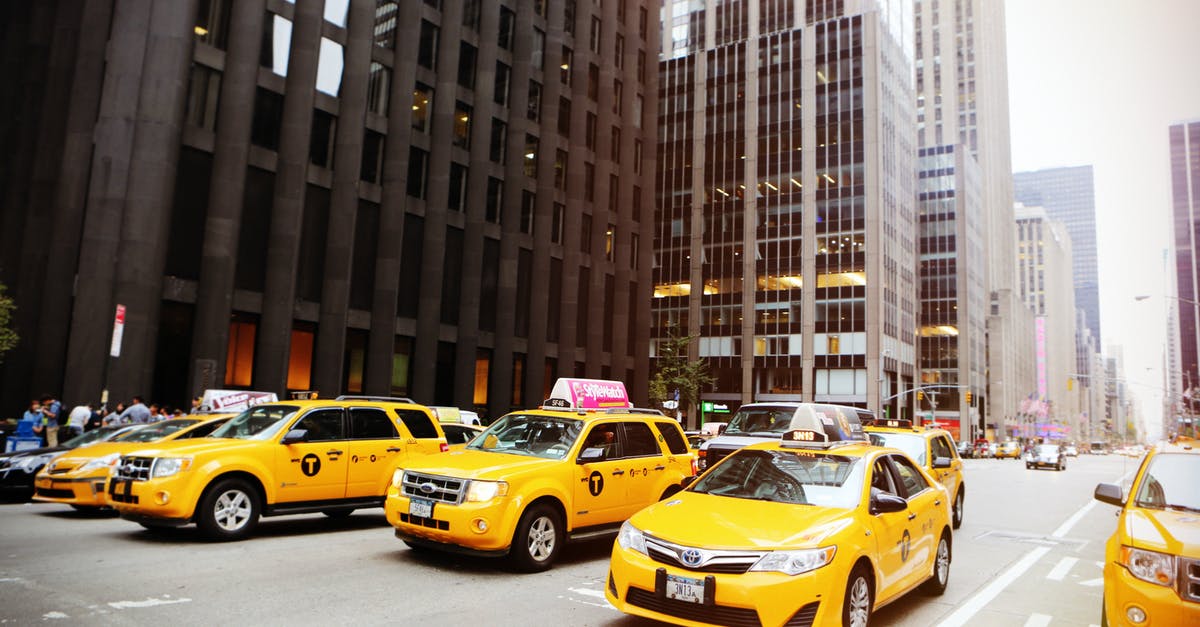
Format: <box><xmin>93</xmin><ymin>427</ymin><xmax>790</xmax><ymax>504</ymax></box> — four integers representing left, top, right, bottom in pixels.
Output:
<box><xmin>102</xmin><ymin>402</ymin><xmax>127</xmax><ymax>426</ymax></box>
<box><xmin>120</xmin><ymin>396</ymin><xmax>152</xmax><ymax>424</ymax></box>
<box><xmin>22</xmin><ymin>399</ymin><xmax>44</xmax><ymax>444</ymax></box>
<box><xmin>40</xmin><ymin>395</ymin><xmax>62</xmax><ymax>447</ymax></box>
<box><xmin>66</xmin><ymin>403</ymin><xmax>91</xmax><ymax>438</ymax></box>
<box><xmin>85</xmin><ymin>405</ymin><xmax>103</xmax><ymax>431</ymax></box>
<box><xmin>190</xmin><ymin>396</ymin><xmax>203</xmax><ymax>414</ymax></box>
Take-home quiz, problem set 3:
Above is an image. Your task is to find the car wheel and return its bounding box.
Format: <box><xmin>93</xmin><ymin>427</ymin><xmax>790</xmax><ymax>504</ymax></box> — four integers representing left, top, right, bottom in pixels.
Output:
<box><xmin>1100</xmin><ymin>595</ymin><xmax>1109</xmax><ymax>627</ymax></box>
<box><xmin>922</xmin><ymin>531</ymin><xmax>951</xmax><ymax>595</ymax></box>
<box><xmin>1026</xmin><ymin>463</ymin><xmax>1032</xmax><ymax>469</ymax></box>
<box><xmin>197</xmin><ymin>478</ymin><xmax>260</xmax><ymax>541</ymax></box>
<box><xmin>510</xmin><ymin>503</ymin><xmax>562</xmax><ymax>572</ymax></box>
<box><xmin>322</xmin><ymin>509</ymin><xmax>354</xmax><ymax>519</ymax></box>
<box><xmin>952</xmin><ymin>487</ymin><xmax>964</xmax><ymax>529</ymax></box>
<box><xmin>70</xmin><ymin>504</ymin><xmax>103</xmax><ymax>512</ymax></box>
<box><xmin>842</xmin><ymin>566</ymin><xmax>873</xmax><ymax>627</ymax></box>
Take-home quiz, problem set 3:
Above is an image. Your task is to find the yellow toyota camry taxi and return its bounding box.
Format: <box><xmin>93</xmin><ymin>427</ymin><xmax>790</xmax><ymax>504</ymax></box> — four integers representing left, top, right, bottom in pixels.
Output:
<box><xmin>865</xmin><ymin>418</ymin><xmax>966</xmax><ymax>529</ymax></box>
<box><xmin>386</xmin><ymin>378</ymin><xmax>696</xmax><ymax>571</ymax></box>
<box><xmin>607</xmin><ymin>430</ymin><xmax>952</xmax><ymax>627</ymax></box>
<box><xmin>32</xmin><ymin>416</ymin><xmax>231</xmax><ymax>510</ymax></box>
<box><xmin>1093</xmin><ymin>435</ymin><xmax>1200</xmax><ymax>626</ymax></box>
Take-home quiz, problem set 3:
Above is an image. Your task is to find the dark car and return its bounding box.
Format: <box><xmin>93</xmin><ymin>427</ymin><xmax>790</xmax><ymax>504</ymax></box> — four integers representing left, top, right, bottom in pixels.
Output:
<box><xmin>0</xmin><ymin>425</ymin><xmax>139</xmax><ymax>501</ymax></box>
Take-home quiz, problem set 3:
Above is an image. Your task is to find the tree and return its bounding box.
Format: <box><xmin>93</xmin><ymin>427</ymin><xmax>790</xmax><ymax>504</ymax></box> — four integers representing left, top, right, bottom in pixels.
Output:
<box><xmin>0</xmin><ymin>282</ymin><xmax>16</xmax><ymax>363</ymax></box>
<box><xmin>648</xmin><ymin>324</ymin><xmax>714</xmax><ymax>421</ymax></box>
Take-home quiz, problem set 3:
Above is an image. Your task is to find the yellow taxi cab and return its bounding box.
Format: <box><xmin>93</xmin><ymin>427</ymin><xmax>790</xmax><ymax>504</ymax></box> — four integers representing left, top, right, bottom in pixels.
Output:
<box><xmin>607</xmin><ymin>429</ymin><xmax>952</xmax><ymax>627</ymax></box>
<box><xmin>1093</xmin><ymin>435</ymin><xmax>1200</xmax><ymax>626</ymax></box>
<box><xmin>32</xmin><ymin>415</ymin><xmax>232</xmax><ymax>510</ymax></box>
<box><xmin>385</xmin><ymin>378</ymin><xmax>697</xmax><ymax>571</ymax></box>
<box><xmin>107</xmin><ymin>396</ymin><xmax>448</xmax><ymax>540</ymax></box>
<box><xmin>441</xmin><ymin>423</ymin><xmax>485</xmax><ymax>450</ymax></box>
<box><xmin>864</xmin><ymin>417</ymin><xmax>966</xmax><ymax>529</ymax></box>
<box><xmin>995</xmin><ymin>441</ymin><xmax>1022</xmax><ymax>459</ymax></box>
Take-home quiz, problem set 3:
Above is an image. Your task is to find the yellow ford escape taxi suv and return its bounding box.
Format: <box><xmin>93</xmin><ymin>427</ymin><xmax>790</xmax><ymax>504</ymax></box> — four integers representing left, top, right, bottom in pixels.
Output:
<box><xmin>386</xmin><ymin>378</ymin><xmax>697</xmax><ymax>571</ymax></box>
<box><xmin>865</xmin><ymin>418</ymin><xmax>966</xmax><ymax>529</ymax></box>
<box><xmin>1093</xmin><ymin>435</ymin><xmax>1200</xmax><ymax>626</ymax></box>
<box><xmin>607</xmin><ymin>429</ymin><xmax>953</xmax><ymax>627</ymax></box>
<box><xmin>107</xmin><ymin>397</ymin><xmax>448</xmax><ymax>540</ymax></box>
<box><xmin>32</xmin><ymin>416</ymin><xmax>232</xmax><ymax>511</ymax></box>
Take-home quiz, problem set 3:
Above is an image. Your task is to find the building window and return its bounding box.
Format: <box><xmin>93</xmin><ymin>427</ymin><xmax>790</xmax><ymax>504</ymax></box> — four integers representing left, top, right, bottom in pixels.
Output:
<box><xmin>520</xmin><ymin>190</ymin><xmax>535</xmax><ymax>234</ymax></box>
<box><xmin>515</xmin><ymin>250</ymin><xmax>532</xmax><ymax>338</ymax></box>
<box><xmin>407</xmin><ymin>146</ymin><xmax>429</xmax><ymax>198</ymax></box>
<box><xmin>552</xmin><ymin>203</ymin><xmax>565</xmax><ymax>244</ymax></box>
<box><xmin>608</xmin><ymin>174</ymin><xmax>619</xmax><ymax>212</ymax></box>
<box><xmin>524</xmin><ymin>134</ymin><xmax>539</xmax><ymax>178</ymax></box>
<box><xmin>584</xmin><ymin>161</ymin><xmax>595</xmax><ymax>201</ymax></box>
<box><xmin>375</xmin><ymin>1</ymin><xmax>398</xmax><ymax>48</ymax></box>
<box><xmin>458</xmin><ymin>41</ymin><xmax>477</xmax><ymax>89</ymax></box>
<box><xmin>587</xmin><ymin>63</ymin><xmax>599</xmax><ymax>101</ymax></box>
<box><xmin>637</xmin><ymin>50</ymin><xmax>645</xmax><ymax>83</ymax></box>
<box><xmin>287</xmin><ymin>324</ymin><xmax>315</xmax><ymax>391</ymax></box>
<box><xmin>612</xmin><ymin>79</ymin><xmax>623</xmax><ymax>114</ymax></box>
<box><xmin>632</xmin><ymin>185</ymin><xmax>641</xmax><ymax>221</ymax></box>
<box><xmin>632</xmin><ymin>93</ymin><xmax>643</xmax><ymax>128</ymax></box>
<box><xmin>261</xmin><ymin>14</ymin><xmax>292</xmax><ymax>76</ymax></box>
<box><xmin>614</xmin><ymin>34</ymin><xmax>624</xmax><ymax>69</ymax></box>
<box><xmin>194</xmin><ymin>0</ymin><xmax>232</xmax><ymax>50</ymax></box>
<box><xmin>316</xmin><ymin>38</ymin><xmax>344</xmax><ymax>96</ymax></box>
<box><xmin>554</xmin><ymin>149</ymin><xmax>568</xmax><ymax>190</ymax></box>
<box><xmin>633</xmin><ymin>139</ymin><xmax>642</xmax><ymax>174</ymax></box>
<box><xmin>412</xmin><ymin>83</ymin><xmax>433</xmax><ymax>132</ymax></box>
<box><xmin>250</xmin><ymin>87</ymin><xmax>283</xmax><ymax>150</ymax></box>
<box><xmin>564</xmin><ymin>0</ymin><xmax>576</xmax><ymax>35</ymax></box>
<box><xmin>391</xmin><ymin>336</ymin><xmax>413</xmax><ymax>396</ymax></box>
<box><xmin>462</xmin><ymin>0</ymin><xmax>480</xmax><ymax>31</ymax></box>
<box><xmin>589</xmin><ymin>16</ymin><xmax>601</xmax><ymax>53</ymax></box>
<box><xmin>630</xmin><ymin>233</ymin><xmax>639</xmax><ymax>269</ymax></box>
<box><xmin>480</xmin><ymin>238</ymin><xmax>500</xmax><ymax>331</ymax></box>
<box><xmin>418</xmin><ymin>20</ymin><xmax>438</xmax><ymax>69</ymax></box>
<box><xmin>610</xmin><ymin>126</ymin><xmax>621</xmax><ymax>162</ymax></box>
<box><xmin>557</xmin><ymin>97</ymin><xmax>571</xmax><ymax>137</ymax></box>
<box><xmin>453</xmin><ymin>101</ymin><xmax>472</xmax><ymax>149</ymax></box>
<box><xmin>448</xmin><ymin>163</ymin><xmax>468</xmax><ymax>212</ymax></box>
<box><xmin>532</xmin><ymin>28</ymin><xmax>545</xmax><ymax>71</ymax></box>
<box><xmin>511</xmin><ymin>353</ymin><xmax>526</xmax><ymax>405</ymax></box>
<box><xmin>361</xmin><ymin>129</ymin><xmax>384</xmax><ymax>184</ymax></box>
<box><xmin>527</xmin><ymin>81</ymin><xmax>542</xmax><ymax>122</ymax></box>
<box><xmin>585</xmin><ymin>112</ymin><xmax>597</xmax><ymax>149</ymax></box>
<box><xmin>309</xmin><ymin>109</ymin><xmax>336</xmax><ymax>168</ymax></box>
<box><xmin>490</xmin><ymin>118</ymin><xmax>507</xmax><ymax>163</ymax></box>
<box><xmin>225</xmin><ymin>314</ymin><xmax>257</xmax><ymax>387</ymax></box>
<box><xmin>494</xmin><ymin>62</ymin><xmax>511</xmax><ymax>106</ymax></box>
<box><xmin>560</xmin><ymin>46</ymin><xmax>573</xmax><ymax>85</ymax></box>
<box><xmin>638</xmin><ymin>6</ymin><xmax>647</xmax><ymax>39</ymax></box>
<box><xmin>605</xmin><ymin>224</ymin><xmax>616</xmax><ymax>261</ymax></box>
<box><xmin>185</xmin><ymin>64</ymin><xmax>221</xmax><ymax>131</ymax></box>
<box><xmin>486</xmin><ymin>177</ymin><xmax>503</xmax><ymax>223</ymax></box>
<box><xmin>473</xmin><ymin>349</ymin><xmax>490</xmax><ymax>405</ymax></box>
<box><xmin>441</xmin><ymin>228</ymin><xmax>463</xmax><ymax>323</ymax></box>
<box><xmin>498</xmin><ymin>7</ymin><xmax>515</xmax><ymax>50</ymax></box>
<box><xmin>581</xmin><ymin>214</ymin><xmax>592</xmax><ymax>253</ymax></box>
<box><xmin>366</xmin><ymin>62</ymin><xmax>390</xmax><ymax>116</ymax></box>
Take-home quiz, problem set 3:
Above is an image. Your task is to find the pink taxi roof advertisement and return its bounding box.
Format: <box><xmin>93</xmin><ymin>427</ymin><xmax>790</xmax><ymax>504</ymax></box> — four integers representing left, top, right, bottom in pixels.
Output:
<box><xmin>551</xmin><ymin>378</ymin><xmax>631</xmax><ymax>409</ymax></box>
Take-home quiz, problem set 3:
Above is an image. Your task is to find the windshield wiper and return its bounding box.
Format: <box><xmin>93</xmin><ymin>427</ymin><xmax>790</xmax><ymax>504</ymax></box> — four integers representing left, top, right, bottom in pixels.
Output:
<box><xmin>1163</xmin><ymin>503</ymin><xmax>1200</xmax><ymax>513</ymax></box>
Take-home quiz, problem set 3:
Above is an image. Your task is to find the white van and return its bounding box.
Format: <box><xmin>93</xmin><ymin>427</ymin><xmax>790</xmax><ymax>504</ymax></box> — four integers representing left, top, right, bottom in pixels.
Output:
<box><xmin>697</xmin><ymin>402</ymin><xmax>871</xmax><ymax>470</ymax></box>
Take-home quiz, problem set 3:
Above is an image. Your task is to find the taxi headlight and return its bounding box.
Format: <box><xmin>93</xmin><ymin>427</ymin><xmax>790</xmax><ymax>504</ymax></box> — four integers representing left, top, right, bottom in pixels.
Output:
<box><xmin>465</xmin><ymin>480</ymin><xmax>508</xmax><ymax>502</ymax></box>
<box><xmin>391</xmin><ymin>468</ymin><xmax>406</xmax><ymax>489</ymax></box>
<box><xmin>749</xmin><ymin>546</ymin><xmax>836</xmax><ymax>576</ymax></box>
<box><xmin>1120</xmin><ymin>546</ymin><xmax>1176</xmax><ymax>587</ymax></box>
<box><xmin>617</xmin><ymin>520</ymin><xmax>648</xmax><ymax>556</ymax></box>
<box><xmin>79</xmin><ymin>453</ymin><xmax>121</xmax><ymax>473</ymax></box>
<box><xmin>151</xmin><ymin>457</ymin><xmax>192</xmax><ymax>478</ymax></box>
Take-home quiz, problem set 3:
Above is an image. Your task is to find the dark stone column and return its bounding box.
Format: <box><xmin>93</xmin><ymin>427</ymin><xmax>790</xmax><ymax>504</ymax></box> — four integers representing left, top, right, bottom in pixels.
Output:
<box><xmin>107</xmin><ymin>0</ymin><xmax>200</xmax><ymax>400</ymax></box>
<box><xmin>188</xmin><ymin>0</ymin><xmax>267</xmax><ymax>397</ymax></box>
<box><xmin>62</xmin><ymin>0</ymin><xmax>154</xmax><ymax>406</ymax></box>
<box><xmin>313</xmin><ymin>0</ymin><xmax>375</xmax><ymax>394</ymax></box>
<box><xmin>31</xmin><ymin>0</ymin><xmax>114</xmax><ymax>401</ymax></box>
<box><xmin>254</xmin><ymin>0</ymin><xmax>324</xmax><ymax>393</ymax></box>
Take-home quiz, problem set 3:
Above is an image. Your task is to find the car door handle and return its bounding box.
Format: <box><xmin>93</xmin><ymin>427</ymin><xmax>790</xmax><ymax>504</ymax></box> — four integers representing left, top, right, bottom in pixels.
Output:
<box><xmin>611</xmin><ymin>469</ymin><xmax>625</xmax><ymax>476</ymax></box>
<box><xmin>327</xmin><ymin>450</ymin><xmax>343</xmax><ymax>456</ymax></box>
<box><xmin>654</xmin><ymin>465</ymin><xmax>665</xmax><ymax>471</ymax></box>
<box><xmin>386</xmin><ymin>447</ymin><xmax>401</xmax><ymax>453</ymax></box>
<box><xmin>934</xmin><ymin>499</ymin><xmax>941</xmax><ymax>506</ymax></box>
<box><xmin>907</xmin><ymin>513</ymin><xmax>917</xmax><ymax>521</ymax></box>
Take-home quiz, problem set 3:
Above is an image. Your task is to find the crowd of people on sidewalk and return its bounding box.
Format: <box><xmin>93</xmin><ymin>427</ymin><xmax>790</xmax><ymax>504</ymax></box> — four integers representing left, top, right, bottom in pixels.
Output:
<box><xmin>17</xmin><ymin>394</ymin><xmax>192</xmax><ymax>447</ymax></box>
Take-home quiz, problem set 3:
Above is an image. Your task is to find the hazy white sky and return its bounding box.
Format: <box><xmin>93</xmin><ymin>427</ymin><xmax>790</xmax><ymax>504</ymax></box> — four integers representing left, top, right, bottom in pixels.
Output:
<box><xmin>1005</xmin><ymin>0</ymin><xmax>1200</xmax><ymax>438</ymax></box>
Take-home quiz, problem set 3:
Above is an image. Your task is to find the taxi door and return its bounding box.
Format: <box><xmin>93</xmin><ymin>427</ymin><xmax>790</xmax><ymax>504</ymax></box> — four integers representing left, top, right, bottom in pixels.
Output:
<box><xmin>345</xmin><ymin>407</ymin><xmax>405</xmax><ymax>499</ymax></box>
<box><xmin>274</xmin><ymin>408</ymin><xmax>349</xmax><ymax>503</ymax></box>
<box><xmin>573</xmin><ymin>422</ymin><xmax>628</xmax><ymax>527</ymax></box>
<box><xmin>616</xmin><ymin>421</ymin><xmax>671</xmax><ymax>516</ymax></box>
<box><xmin>928</xmin><ymin>434</ymin><xmax>961</xmax><ymax>496</ymax></box>
<box><xmin>889</xmin><ymin>454</ymin><xmax>942</xmax><ymax>590</ymax></box>
<box><xmin>865</xmin><ymin>456</ymin><xmax>912</xmax><ymax>601</ymax></box>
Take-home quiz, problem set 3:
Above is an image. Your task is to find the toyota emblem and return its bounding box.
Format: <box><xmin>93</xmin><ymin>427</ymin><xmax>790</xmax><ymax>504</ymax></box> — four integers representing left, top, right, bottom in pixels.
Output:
<box><xmin>418</xmin><ymin>482</ymin><xmax>436</xmax><ymax>494</ymax></box>
<box><xmin>680</xmin><ymin>548</ymin><xmax>703</xmax><ymax>567</ymax></box>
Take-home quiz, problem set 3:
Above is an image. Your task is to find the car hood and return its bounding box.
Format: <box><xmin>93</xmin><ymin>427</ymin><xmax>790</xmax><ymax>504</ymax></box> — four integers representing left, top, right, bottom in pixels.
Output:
<box><xmin>118</xmin><ymin>438</ymin><xmax>262</xmax><ymax>458</ymax></box>
<box><xmin>702</xmin><ymin>434</ymin><xmax>783</xmax><ymax>450</ymax></box>
<box><xmin>630</xmin><ymin>491</ymin><xmax>856</xmax><ymax>550</ymax></box>
<box><xmin>1124</xmin><ymin>508</ymin><xmax>1200</xmax><ymax>557</ymax></box>
<box><xmin>401</xmin><ymin>448</ymin><xmax>560</xmax><ymax>480</ymax></box>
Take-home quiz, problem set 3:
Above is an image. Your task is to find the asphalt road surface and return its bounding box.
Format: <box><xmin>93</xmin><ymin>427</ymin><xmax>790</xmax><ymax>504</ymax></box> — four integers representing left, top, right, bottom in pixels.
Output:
<box><xmin>0</xmin><ymin>453</ymin><xmax>1142</xmax><ymax>625</ymax></box>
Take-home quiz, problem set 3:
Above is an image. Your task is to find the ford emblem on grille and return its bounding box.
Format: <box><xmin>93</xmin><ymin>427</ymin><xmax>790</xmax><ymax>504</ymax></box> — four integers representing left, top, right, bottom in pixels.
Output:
<box><xmin>680</xmin><ymin>548</ymin><xmax>704</xmax><ymax>567</ymax></box>
<box><xmin>418</xmin><ymin>482</ymin><xmax>436</xmax><ymax>494</ymax></box>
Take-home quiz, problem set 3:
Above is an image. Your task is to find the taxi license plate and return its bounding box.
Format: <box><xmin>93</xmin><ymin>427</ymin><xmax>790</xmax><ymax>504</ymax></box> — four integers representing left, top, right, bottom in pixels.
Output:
<box><xmin>665</xmin><ymin>574</ymin><xmax>705</xmax><ymax>604</ymax></box>
<box><xmin>409</xmin><ymin>498</ymin><xmax>433</xmax><ymax>519</ymax></box>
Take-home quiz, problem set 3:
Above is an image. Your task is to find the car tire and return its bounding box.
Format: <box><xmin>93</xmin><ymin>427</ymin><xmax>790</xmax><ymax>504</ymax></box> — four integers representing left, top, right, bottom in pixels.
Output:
<box><xmin>952</xmin><ymin>487</ymin><xmax>964</xmax><ymax>529</ymax></box>
<box><xmin>70</xmin><ymin>504</ymin><xmax>103</xmax><ymax>512</ymax></box>
<box><xmin>922</xmin><ymin>531</ymin><xmax>951</xmax><ymax>596</ymax></box>
<box><xmin>322</xmin><ymin>509</ymin><xmax>354</xmax><ymax>519</ymax></box>
<box><xmin>196</xmin><ymin>478</ymin><xmax>260</xmax><ymax>541</ymax></box>
<box><xmin>510</xmin><ymin>503</ymin><xmax>563</xmax><ymax>572</ymax></box>
<box><xmin>1026</xmin><ymin>463</ymin><xmax>1032</xmax><ymax>470</ymax></box>
<box><xmin>842</xmin><ymin>565</ymin><xmax>873</xmax><ymax>627</ymax></box>
<box><xmin>1100</xmin><ymin>595</ymin><xmax>1109</xmax><ymax>627</ymax></box>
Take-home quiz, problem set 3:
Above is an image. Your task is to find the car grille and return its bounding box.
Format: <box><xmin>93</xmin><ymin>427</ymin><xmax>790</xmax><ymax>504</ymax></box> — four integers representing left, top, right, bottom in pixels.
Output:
<box><xmin>48</xmin><ymin>461</ymin><xmax>79</xmax><ymax>475</ymax></box>
<box><xmin>626</xmin><ymin>587</ymin><xmax>761</xmax><ymax>627</ymax></box>
<box><xmin>784</xmin><ymin>602</ymin><xmax>820</xmax><ymax>627</ymax></box>
<box><xmin>1183</xmin><ymin>558</ymin><xmax>1200</xmax><ymax>603</ymax></box>
<box><xmin>112</xmin><ymin>457</ymin><xmax>154</xmax><ymax>482</ymax></box>
<box><xmin>645</xmin><ymin>536</ymin><xmax>764</xmax><ymax>574</ymax></box>
<box><xmin>401</xmin><ymin>471</ymin><xmax>467</xmax><ymax>504</ymax></box>
<box><xmin>399</xmin><ymin>513</ymin><xmax>449</xmax><ymax>530</ymax></box>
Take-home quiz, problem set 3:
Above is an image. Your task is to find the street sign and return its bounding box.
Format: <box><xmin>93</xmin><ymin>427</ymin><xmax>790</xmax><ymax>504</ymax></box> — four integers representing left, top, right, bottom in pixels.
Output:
<box><xmin>662</xmin><ymin>400</ymin><xmax>678</xmax><ymax>410</ymax></box>
<box><xmin>109</xmin><ymin>304</ymin><xmax>126</xmax><ymax>358</ymax></box>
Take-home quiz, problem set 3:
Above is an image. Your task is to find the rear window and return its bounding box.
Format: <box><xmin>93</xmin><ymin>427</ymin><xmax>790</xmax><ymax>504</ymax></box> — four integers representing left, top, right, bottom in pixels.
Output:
<box><xmin>653</xmin><ymin>421</ymin><xmax>689</xmax><ymax>455</ymax></box>
<box><xmin>351</xmin><ymin>408</ymin><xmax>399</xmax><ymax>439</ymax></box>
<box><xmin>393</xmin><ymin>408</ymin><xmax>440</xmax><ymax>439</ymax></box>
<box><xmin>622</xmin><ymin>422</ymin><xmax>661</xmax><ymax>458</ymax></box>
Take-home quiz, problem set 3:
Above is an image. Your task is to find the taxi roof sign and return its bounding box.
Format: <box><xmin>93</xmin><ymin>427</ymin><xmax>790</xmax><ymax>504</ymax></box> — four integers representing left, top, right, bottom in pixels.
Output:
<box><xmin>545</xmin><ymin>378</ymin><xmax>631</xmax><ymax>410</ymax></box>
<box><xmin>783</xmin><ymin>429</ymin><xmax>828</xmax><ymax>443</ymax></box>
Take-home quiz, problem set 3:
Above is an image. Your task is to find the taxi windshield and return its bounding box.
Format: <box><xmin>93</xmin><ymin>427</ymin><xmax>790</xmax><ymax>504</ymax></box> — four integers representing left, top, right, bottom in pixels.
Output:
<box><xmin>724</xmin><ymin>408</ymin><xmax>794</xmax><ymax>436</ymax></box>
<box><xmin>61</xmin><ymin>425</ymin><xmax>123</xmax><ymax>448</ymax></box>
<box><xmin>867</xmin><ymin>432</ymin><xmax>926</xmax><ymax>465</ymax></box>
<box><xmin>690</xmin><ymin>449</ymin><xmax>865</xmax><ymax>509</ymax></box>
<box><xmin>209</xmin><ymin>405</ymin><xmax>300</xmax><ymax>441</ymax></box>
<box><xmin>1133</xmin><ymin>453</ymin><xmax>1200</xmax><ymax>512</ymax></box>
<box><xmin>466</xmin><ymin>414</ymin><xmax>583</xmax><ymax>459</ymax></box>
<box><xmin>111</xmin><ymin>419</ymin><xmax>199</xmax><ymax>443</ymax></box>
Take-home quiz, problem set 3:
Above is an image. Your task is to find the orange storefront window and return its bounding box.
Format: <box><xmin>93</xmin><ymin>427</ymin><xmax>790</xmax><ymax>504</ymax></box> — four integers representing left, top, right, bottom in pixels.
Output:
<box><xmin>225</xmin><ymin>320</ymin><xmax>256</xmax><ymax>387</ymax></box>
<box><xmin>287</xmin><ymin>328</ymin><xmax>314</xmax><ymax>391</ymax></box>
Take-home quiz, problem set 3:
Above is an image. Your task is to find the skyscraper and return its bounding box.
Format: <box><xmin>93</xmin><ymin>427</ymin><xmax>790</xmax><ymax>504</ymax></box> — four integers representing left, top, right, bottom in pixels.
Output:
<box><xmin>0</xmin><ymin>0</ymin><xmax>658</xmax><ymax>418</ymax></box>
<box><xmin>1169</xmin><ymin>120</ymin><xmax>1200</xmax><ymax>396</ymax></box>
<box><xmin>652</xmin><ymin>0</ymin><xmax>917</xmax><ymax>423</ymax></box>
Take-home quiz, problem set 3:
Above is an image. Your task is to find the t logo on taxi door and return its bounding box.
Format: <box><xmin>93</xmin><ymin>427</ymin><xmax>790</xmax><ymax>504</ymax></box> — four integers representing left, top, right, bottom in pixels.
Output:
<box><xmin>301</xmin><ymin>453</ymin><xmax>321</xmax><ymax>477</ymax></box>
<box><xmin>588</xmin><ymin>471</ymin><xmax>604</xmax><ymax>496</ymax></box>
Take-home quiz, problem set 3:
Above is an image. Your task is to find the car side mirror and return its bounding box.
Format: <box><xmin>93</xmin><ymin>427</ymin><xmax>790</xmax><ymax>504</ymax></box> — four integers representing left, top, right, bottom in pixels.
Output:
<box><xmin>577</xmin><ymin>446</ymin><xmax>607</xmax><ymax>464</ymax></box>
<box><xmin>281</xmin><ymin>429</ymin><xmax>308</xmax><ymax>445</ymax></box>
<box><xmin>1094</xmin><ymin>482</ymin><xmax>1124</xmax><ymax>507</ymax></box>
<box><xmin>870</xmin><ymin>491</ymin><xmax>908</xmax><ymax>515</ymax></box>
<box><xmin>932</xmin><ymin>456</ymin><xmax>952</xmax><ymax>469</ymax></box>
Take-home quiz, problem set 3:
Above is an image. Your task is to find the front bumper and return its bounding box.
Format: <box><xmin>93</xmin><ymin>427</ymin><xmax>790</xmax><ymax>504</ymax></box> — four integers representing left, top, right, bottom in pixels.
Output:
<box><xmin>606</xmin><ymin>544</ymin><xmax>841</xmax><ymax>627</ymax></box>
<box><xmin>32</xmin><ymin>473</ymin><xmax>110</xmax><ymax>507</ymax></box>
<box><xmin>106</xmin><ymin>474</ymin><xmax>199</xmax><ymax>522</ymax></box>
<box><xmin>1026</xmin><ymin>458</ymin><xmax>1061</xmax><ymax>468</ymax></box>
<box><xmin>1104</xmin><ymin>560</ymin><xmax>1200</xmax><ymax>625</ymax></box>
<box><xmin>385</xmin><ymin>490</ymin><xmax>522</xmax><ymax>555</ymax></box>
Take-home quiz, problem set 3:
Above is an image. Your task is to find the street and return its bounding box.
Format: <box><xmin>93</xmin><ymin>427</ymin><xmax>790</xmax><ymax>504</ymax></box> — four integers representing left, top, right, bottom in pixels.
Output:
<box><xmin>0</xmin><ymin>454</ymin><xmax>1143</xmax><ymax>626</ymax></box>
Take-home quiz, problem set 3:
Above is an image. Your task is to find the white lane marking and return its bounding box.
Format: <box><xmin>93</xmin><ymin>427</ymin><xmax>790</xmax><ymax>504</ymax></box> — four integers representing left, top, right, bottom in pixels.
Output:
<box><xmin>1079</xmin><ymin>578</ymin><xmax>1104</xmax><ymax>587</ymax></box>
<box><xmin>1052</xmin><ymin>501</ymin><xmax>1097</xmax><ymax>537</ymax></box>
<box><xmin>567</xmin><ymin>587</ymin><xmax>607</xmax><ymax>600</ymax></box>
<box><xmin>562</xmin><ymin>587</ymin><xmax>616</xmax><ymax>611</ymax></box>
<box><xmin>107</xmin><ymin>597</ymin><xmax>192</xmax><ymax>610</ymax></box>
<box><xmin>1024</xmin><ymin>613</ymin><xmax>1052</xmax><ymax>627</ymax></box>
<box><xmin>42</xmin><ymin>612</ymin><xmax>68</xmax><ymax>620</ymax></box>
<box><xmin>935</xmin><ymin>545</ymin><xmax>1051</xmax><ymax>627</ymax></box>
<box><xmin>1046</xmin><ymin>556</ymin><xmax>1078</xmax><ymax>581</ymax></box>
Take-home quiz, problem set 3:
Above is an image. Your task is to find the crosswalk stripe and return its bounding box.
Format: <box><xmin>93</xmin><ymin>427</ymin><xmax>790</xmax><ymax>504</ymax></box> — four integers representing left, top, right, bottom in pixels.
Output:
<box><xmin>1046</xmin><ymin>556</ymin><xmax>1078</xmax><ymax>581</ymax></box>
<box><xmin>1024</xmin><ymin>613</ymin><xmax>1052</xmax><ymax>627</ymax></box>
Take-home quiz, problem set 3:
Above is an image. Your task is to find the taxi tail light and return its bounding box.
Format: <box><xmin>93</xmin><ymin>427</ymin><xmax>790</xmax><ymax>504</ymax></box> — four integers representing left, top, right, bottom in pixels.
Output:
<box><xmin>439</xmin><ymin>442</ymin><xmax>449</xmax><ymax>452</ymax></box>
<box><xmin>690</xmin><ymin>457</ymin><xmax>699</xmax><ymax>476</ymax></box>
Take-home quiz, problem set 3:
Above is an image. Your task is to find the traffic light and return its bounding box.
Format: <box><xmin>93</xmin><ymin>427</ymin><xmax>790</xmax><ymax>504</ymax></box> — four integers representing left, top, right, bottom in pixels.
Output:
<box><xmin>965</xmin><ymin>392</ymin><xmax>972</xmax><ymax>405</ymax></box>
<box><xmin>1067</xmin><ymin>377</ymin><xmax>1074</xmax><ymax>391</ymax></box>
<box><xmin>917</xmin><ymin>391</ymin><xmax>925</xmax><ymax>402</ymax></box>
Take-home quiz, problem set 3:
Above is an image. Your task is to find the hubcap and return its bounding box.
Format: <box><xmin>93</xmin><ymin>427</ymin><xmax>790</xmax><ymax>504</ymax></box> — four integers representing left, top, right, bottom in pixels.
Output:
<box><xmin>936</xmin><ymin>538</ymin><xmax>950</xmax><ymax>584</ymax></box>
<box><xmin>214</xmin><ymin>490</ymin><xmax>251</xmax><ymax>531</ymax></box>
<box><xmin>955</xmin><ymin>495</ymin><xmax>963</xmax><ymax>522</ymax></box>
<box><xmin>527</xmin><ymin>515</ymin><xmax>556</xmax><ymax>561</ymax></box>
<box><xmin>848</xmin><ymin>576</ymin><xmax>870</xmax><ymax>627</ymax></box>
